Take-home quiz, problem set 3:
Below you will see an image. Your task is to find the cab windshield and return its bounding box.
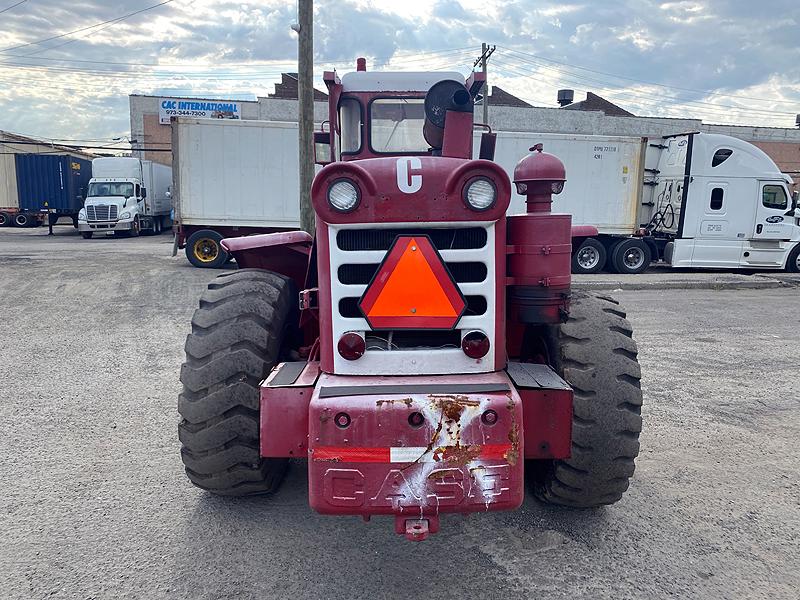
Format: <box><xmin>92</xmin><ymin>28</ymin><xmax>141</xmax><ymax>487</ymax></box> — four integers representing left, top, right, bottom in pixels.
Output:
<box><xmin>88</xmin><ymin>182</ymin><xmax>134</xmax><ymax>198</ymax></box>
<box><xmin>369</xmin><ymin>98</ymin><xmax>427</xmax><ymax>153</ymax></box>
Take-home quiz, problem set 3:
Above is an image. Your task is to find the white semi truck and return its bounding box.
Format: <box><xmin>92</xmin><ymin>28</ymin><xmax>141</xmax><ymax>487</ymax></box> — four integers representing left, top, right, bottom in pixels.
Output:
<box><xmin>490</xmin><ymin>131</ymin><xmax>800</xmax><ymax>274</ymax></box>
<box><xmin>78</xmin><ymin>157</ymin><xmax>172</xmax><ymax>239</ymax></box>
<box><xmin>171</xmin><ymin>118</ymin><xmax>301</xmax><ymax>267</ymax></box>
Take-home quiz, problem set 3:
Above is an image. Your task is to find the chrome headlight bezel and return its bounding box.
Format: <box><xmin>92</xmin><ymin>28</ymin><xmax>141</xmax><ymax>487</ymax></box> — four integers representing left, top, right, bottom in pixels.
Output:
<box><xmin>463</xmin><ymin>176</ymin><xmax>497</xmax><ymax>211</ymax></box>
<box><xmin>327</xmin><ymin>178</ymin><xmax>361</xmax><ymax>213</ymax></box>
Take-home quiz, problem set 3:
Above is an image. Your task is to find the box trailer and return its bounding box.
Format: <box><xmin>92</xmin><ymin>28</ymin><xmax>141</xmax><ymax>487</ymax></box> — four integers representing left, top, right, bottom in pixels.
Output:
<box><xmin>488</xmin><ymin>131</ymin><xmax>800</xmax><ymax>273</ymax></box>
<box><xmin>171</xmin><ymin>117</ymin><xmax>301</xmax><ymax>268</ymax></box>
<box><xmin>0</xmin><ymin>154</ymin><xmax>91</xmax><ymax>227</ymax></box>
<box><xmin>78</xmin><ymin>157</ymin><xmax>172</xmax><ymax>239</ymax></box>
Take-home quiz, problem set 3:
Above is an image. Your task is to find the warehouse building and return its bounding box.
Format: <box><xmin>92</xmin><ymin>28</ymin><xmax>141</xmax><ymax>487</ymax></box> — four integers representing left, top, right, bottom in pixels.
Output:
<box><xmin>128</xmin><ymin>75</ymin><xmax>800</xmax><ymax>184</ymax></box>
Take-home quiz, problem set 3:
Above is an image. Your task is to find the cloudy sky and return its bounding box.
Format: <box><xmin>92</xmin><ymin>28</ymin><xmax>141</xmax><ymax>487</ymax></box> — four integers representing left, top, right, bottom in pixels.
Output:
<box><xmin>0</xmin><ymin>0</ymin><xmax>798</xmax><ymax>147</ymax></box>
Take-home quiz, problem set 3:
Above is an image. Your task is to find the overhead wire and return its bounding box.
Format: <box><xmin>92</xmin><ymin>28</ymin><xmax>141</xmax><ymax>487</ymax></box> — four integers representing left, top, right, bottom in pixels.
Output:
<box><xmin>496</xmin><ymin>50</ymin><xmax>796</xmax><ymax>118</ymax></box>
<box><xmin>0</xmin><ymin>0</ymin><xmax>27</xmax><ymax>16</ymax></box>
<box><xmin>500</xmin><ymin>46</ymin><xmax>800</xmax><ymax>107</ymax></box>
<box><xmin>491</xmin><ymin>54</ymin><xmax>796</xmax><ymax>121</ymax></box>
<box><xmin>0</xmin><ymin>0</ymin><xmax>179</xmax><ymax>54</ymax></box>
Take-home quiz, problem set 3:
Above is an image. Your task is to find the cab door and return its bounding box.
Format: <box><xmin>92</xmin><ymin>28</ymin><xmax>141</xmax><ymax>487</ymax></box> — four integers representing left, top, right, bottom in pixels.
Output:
<box><xmin>754</xmin><ymin>182</ymin><xmax>793</xmax><ymax>240</ymax></box>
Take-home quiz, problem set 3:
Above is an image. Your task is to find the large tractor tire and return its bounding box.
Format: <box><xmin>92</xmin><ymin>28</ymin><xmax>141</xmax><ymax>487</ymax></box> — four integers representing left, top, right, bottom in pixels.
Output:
<box><xmin>530</xmin><ymin>292</ymin><xmax>643</xmax><ymax>507</ymax></box>
<box><xmin>178</xmin><ymin>270</ymin><xmax>296</xmax><ymax>495</ymax></box>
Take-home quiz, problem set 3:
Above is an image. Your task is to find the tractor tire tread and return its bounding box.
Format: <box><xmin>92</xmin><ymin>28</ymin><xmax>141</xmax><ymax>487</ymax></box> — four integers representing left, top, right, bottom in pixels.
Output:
<box><xmin>533</xmin><ymin>292</ymin><xmax>644</xmax><ymax>507</ymax></box>
<box><xmin>178</xmin><ymin>269</ymin><xmax>294</xmax><ymax>495</ymax></box>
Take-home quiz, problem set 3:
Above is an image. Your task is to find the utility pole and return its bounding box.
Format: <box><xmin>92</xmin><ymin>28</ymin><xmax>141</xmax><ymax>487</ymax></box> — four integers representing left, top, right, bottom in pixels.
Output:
<box><xmin>297</xmin><ymin>0</ymin><xmax>315</xmax><ymax>234</ymax></box>
<box><xmin>474</xmin><ymin>43</ymin><xmax>496</xmax><ymax>125</ymax></box>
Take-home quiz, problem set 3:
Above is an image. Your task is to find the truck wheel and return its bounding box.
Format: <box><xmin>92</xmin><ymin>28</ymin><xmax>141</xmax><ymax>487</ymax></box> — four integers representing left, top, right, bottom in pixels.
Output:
<box><xmin>81</xmin><ymin>232</ymin><xmax>93</xmax><ymax>240</ymax></box>
<box><xmin>178</xmin><ymin>270</ymin><xmax>296</xmax><ymax>495</ymax></box>
<box><xmin>786</xmin><ymin>244</ymin><xmax>800</xmax><ymax>273</ymax></box>
<box><xmin>610</xmin><ymin>239</ymin><xmax>651</xmax><ymax>274</ymax></box>
<box><xmin>14</xmin><ymin>213</ymin><xmax>31</xmax><ymax>227</ymax></box>
<box><xmin>572</xmin><ymin>238</ymin><xmax>607</xmax><ymax>274</ymax></box>
<box><xmin>186</xmin><ymin>229</ymin><xmax>228</xmax><ymax>269</ymax></box>
<box><xmin>528</xmin><ymin>292</ymin><xmax>643</xmax><ymax>507</ymax></box>
<box><xmin>0</xmin><ymin>212</ymin><xmax>10</xmax><ymax>226</ymax></box>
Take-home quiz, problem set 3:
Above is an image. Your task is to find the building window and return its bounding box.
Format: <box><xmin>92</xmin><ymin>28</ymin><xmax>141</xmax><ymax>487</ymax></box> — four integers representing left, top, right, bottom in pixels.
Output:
<box><xmin>762</xmin><ymin>185</ymin><xmax>788</xmax><ymax>210</ymax></box>
<box><xmin>712</xmin><ymin>149</ymin><xmax>733</xmax><ymax>167</ymax></box>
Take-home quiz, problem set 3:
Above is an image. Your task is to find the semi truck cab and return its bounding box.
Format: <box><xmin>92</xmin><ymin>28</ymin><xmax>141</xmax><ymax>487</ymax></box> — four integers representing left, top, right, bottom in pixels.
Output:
<box><xmin>78</xmin><ymin>157</ymin><xmax>171</xmax><ymax>239</ymax></box>
<box><xmin>654</xmin><ymin>133</ymin><xmax>800</xmax><ymax>271</ymax></box>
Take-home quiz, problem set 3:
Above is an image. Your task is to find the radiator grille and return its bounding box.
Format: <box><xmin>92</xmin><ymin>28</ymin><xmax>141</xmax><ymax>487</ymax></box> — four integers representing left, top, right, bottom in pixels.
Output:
<box><xmin>336</xmin><ymin>227</ymin><xmax>487</xmax><ymax>251</ymax></box>
<box><xmin>328</xmin><ymin>223</ymin><xmax>496</xmax><ymax>375</ymax></box>
<box><xmin>86</xmin><ymin>205</ymin><xmax>118</xmax><ymax>221</ymax></box>
<box><xmin>338</xmin><ymin>262</ymin><xmax>487</xmax><ymax>285</ymax></box>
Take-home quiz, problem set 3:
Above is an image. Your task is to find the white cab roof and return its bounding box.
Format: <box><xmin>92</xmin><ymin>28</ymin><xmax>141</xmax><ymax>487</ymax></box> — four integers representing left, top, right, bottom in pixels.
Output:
<box><xmin>690</xmin><ymin>133</ymin><xmax>784</xmax><ymax>180</ymax></box>
<box><xmin>340</xmin><ymin>71</ymin><xmax>465</xmax><ymax>93</ymax></box>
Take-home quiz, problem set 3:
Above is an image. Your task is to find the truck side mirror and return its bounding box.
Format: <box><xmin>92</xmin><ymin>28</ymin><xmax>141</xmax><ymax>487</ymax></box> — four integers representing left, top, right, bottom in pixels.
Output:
<box><xmin>141</xmin><ymin>187</ymin><xmax>147</xmax><ymax>199</ymax></box>
<box><xmin>166</xmin><ymin>190</ymin><xmax>172</xmax><ymax>199</ymax></box>
<box><xmin>314</xmin><ymin>131</ymin><xmax>332</xmax><ymax>166</ymax></box>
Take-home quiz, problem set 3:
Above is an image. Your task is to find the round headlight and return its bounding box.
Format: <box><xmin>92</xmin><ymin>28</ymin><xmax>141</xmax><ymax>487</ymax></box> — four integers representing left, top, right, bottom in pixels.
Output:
<box><xmin>328</xmin><ymin>179</ymin><xmax>360</xmax><ymax>212</ymax></box>
<box><xmin>463</xmin><ymin>177</ymin><xmax>496</xmax><ymax>211</ymax></box>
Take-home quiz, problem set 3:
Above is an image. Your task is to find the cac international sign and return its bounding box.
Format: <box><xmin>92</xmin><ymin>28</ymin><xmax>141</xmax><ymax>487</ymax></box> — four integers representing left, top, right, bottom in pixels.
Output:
<box><xmin>159</xmin><ymin>98</ymin><xmax>241</xmax><ymax>125</ymax></box>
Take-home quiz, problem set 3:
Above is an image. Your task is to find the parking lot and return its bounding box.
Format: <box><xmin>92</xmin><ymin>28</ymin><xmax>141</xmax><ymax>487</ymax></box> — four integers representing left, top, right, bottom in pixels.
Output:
<box><xmin>1</xmin><ymin>226</ymin><xmax>798</xmax><ymax>600</ymax></box>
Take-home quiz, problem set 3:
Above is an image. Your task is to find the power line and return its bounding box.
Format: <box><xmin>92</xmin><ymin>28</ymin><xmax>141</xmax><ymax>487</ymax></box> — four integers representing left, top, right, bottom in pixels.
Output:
<box><xmin>499</xmin><ymin>46</ymin><xmax>800</xmax><ymax>108</ymax></box>
<box><xmin>0</xmin><ymin>46</ymin><xmax>472</xmax><ymax>71</ymax></box>
<box><xmin>0</xmin><ymin>0</ymin><xmax>27</xmax><ymax>16</ymax></box>
<box><xmin>492</xmin><ymin>55</ymin><xmax>796</xmax><ymax>119</ymax></box>
<box><xmin>0</xmin><ymin>0</ymin><xmax>178</xmax><ymax>53</ymax></box>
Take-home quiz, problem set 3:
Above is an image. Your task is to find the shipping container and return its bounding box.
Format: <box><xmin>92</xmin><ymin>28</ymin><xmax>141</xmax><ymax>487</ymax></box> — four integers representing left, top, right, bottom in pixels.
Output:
<box><xmin>15</xmin><ymin>154</ymin><xmax>91</xmax><ymax>215</ymax></box>
<box><xmin>480</xmin><ymin>131</ymin><xmax>646</xmax><ymax>234</ymax></box>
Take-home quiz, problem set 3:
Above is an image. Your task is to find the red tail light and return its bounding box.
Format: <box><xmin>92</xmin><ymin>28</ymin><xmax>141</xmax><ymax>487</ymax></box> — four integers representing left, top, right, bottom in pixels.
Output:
<box><xmin>461</xmin><ymin>330</ymin><xmax>490</xmax><ymax>359</ymax></box>
<box><xmin>338</xmin><ymin>332</ymin><xmax>366</xmax><ymax>360</ymax></box>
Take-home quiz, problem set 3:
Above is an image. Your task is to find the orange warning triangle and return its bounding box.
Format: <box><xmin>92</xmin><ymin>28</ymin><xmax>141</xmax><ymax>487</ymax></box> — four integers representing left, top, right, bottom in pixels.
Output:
<box><xmin>359</xmin><ymin>236</ymin><xmax>466</xmax><ymax>329</ymax></box>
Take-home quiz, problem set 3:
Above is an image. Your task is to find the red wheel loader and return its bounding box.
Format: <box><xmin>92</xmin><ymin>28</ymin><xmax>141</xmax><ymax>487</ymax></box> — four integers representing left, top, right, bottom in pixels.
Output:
<box><xmin>178</xmin><ymin>62</ymin><xmax>643</xmax><ymax>541</ymax></box>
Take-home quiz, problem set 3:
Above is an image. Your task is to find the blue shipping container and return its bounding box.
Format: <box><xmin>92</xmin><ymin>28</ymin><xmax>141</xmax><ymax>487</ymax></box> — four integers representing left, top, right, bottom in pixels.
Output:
<box><xmin>15</xmin><ymin>154</ymin><xmax>92</xmax><ymax>214</ymax></box>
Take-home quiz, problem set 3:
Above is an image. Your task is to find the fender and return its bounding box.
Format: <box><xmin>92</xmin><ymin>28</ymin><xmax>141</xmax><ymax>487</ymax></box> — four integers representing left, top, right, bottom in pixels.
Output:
<box><xmin>221</xmin><ymin>230</ymin><xmax>313</xmax><ymax>290</ymax></box>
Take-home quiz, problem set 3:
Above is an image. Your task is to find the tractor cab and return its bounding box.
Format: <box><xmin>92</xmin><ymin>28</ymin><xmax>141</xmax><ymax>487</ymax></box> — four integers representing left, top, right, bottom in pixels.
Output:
<box><xmin>316</xmin><ymin>62</ymin><xmax>490</xmax><ymax>164</ymax></box>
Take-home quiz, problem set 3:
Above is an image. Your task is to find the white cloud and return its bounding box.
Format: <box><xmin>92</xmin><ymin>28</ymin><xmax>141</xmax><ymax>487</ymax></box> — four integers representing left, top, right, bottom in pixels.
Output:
<box><xmin>0</xmin><ymin>0</ymin><xmax>798</xmax><ymax>140</ymax></box>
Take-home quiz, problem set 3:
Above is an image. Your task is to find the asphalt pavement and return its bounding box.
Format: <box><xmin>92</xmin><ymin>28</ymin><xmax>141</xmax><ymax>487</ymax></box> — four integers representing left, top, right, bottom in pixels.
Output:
<box><xmin>1</xmin><ymin>226</ymin><xmax>798</xmax><ymax>600</ymax></box>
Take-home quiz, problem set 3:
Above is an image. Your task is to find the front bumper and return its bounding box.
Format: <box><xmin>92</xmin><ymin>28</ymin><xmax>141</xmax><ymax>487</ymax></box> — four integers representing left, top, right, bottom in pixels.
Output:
<box><xmin>260</xmin><ymin>363</ymin><xmax>573</xmax><ymax>540</ymax></box>
<box><xmin>309</xmin><ymin>372</ymin><xmax>524</xmax><ymax>526</ymax></box>
<box><xmin>78</xmin><ymin>219</ymin><xmax>133</xmax><ymax>232</ymax></box>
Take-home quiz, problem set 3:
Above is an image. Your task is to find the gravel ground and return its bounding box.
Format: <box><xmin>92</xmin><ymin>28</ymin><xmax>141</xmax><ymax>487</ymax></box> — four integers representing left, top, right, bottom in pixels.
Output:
<box><xmin>1</xmin><ymin>227</ymin><xmax>798</xmax><ymax>600</ymax></box>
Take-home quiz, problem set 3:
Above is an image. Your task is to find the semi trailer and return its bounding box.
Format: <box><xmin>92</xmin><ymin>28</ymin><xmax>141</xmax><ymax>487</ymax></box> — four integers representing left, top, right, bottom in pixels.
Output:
<box><xmin>171</xmin><ymin>118</ymin><xmax>301</xmax><ymax>267</ymax></box>
<box><xmin>489</xmin><ymin>131</ymin><xmax>800</xmax><ymax>274</ymax></box>
<box><xmin>177</xmin><ymin>64</ymin><xmax>644</xmax><ymax>541</ymax></box>
<box><xmin>78</xmin><ymin>157</ymin><xmax>172</xmax><ymax>239</ymax></box>
<box><xmin>0</xmin><ymin>154</ymin><xmax>91</xmax><ymax>228</ymax></box>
